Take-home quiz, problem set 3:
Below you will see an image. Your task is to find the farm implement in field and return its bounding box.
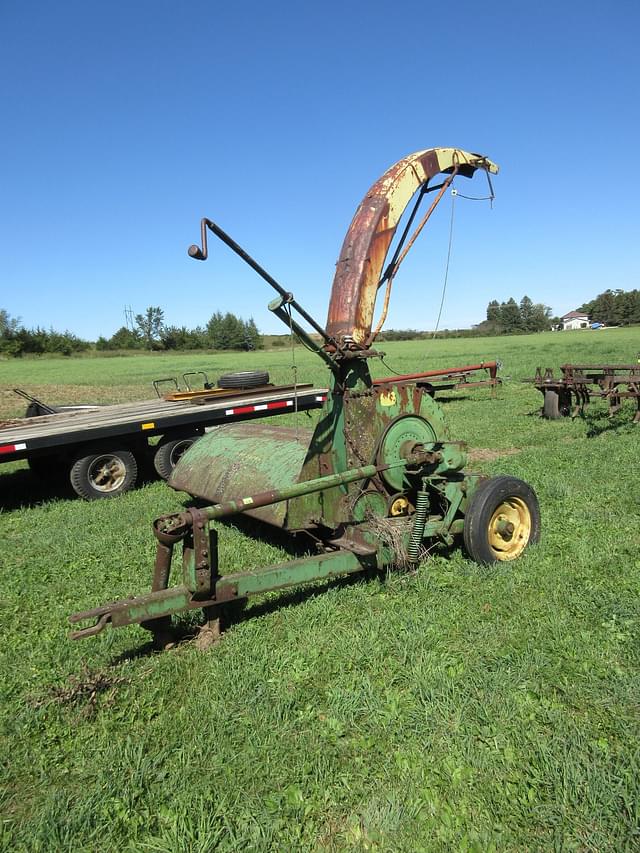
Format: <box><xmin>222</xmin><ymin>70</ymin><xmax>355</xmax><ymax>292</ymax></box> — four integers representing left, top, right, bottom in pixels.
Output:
<box><xmin>530</xmin><ymin>363</ymin><xmax>640</xmax><ymax>422</ymax></box>
<box><xmin>71</xmin><ymin>147</ymin><xmax>541</xmax><ymax>646</ymax></box>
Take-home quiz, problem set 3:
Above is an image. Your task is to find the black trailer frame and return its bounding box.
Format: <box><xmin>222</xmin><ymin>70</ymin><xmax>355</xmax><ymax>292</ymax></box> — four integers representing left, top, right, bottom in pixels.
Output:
<box><xmin>0</xmin><ymin>384</ymin><xmax>327</xmax><ymax>499</ymax></box>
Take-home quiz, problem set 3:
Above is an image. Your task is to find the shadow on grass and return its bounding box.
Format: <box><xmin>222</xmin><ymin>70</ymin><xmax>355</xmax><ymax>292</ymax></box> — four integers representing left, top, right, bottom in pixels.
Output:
<box><xmin>0</xmin><ymin>467</ymin><xmax>72</xmax><ymax>510</ymax></box>
<box><xmin>435</xmin><ymin>393</ymin><xmax>485</xmax><ymax>404</ymax></box>
<box><xmin>0</xmin><ymin>464</ymin><xmax>161</xmax><ymax>512</ymax></box>
<box><xmin>181</xmin><ymin>496</ymin><xmax>326</xmax><ymax>559</ymax></box>
<box><xmin>111</xmin><ymin>570</ymin><xmax>381</xmax><ymax>664</ymax></box>
<box><xmin>582</xmin><ymin>408</ymin><xmax>638</xmax><ymax>437</ymax></box>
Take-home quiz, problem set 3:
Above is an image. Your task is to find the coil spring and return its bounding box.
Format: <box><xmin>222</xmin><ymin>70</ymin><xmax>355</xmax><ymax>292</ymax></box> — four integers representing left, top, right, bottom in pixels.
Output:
<box><xmin>408</xmin><ymin>488</ymin><xmax>429</xmax><ymax>563</ymax></box>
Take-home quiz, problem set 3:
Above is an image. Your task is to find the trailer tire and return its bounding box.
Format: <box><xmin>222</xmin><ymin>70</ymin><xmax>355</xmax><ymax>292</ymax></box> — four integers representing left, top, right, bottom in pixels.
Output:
<box><xmin>153</xmin><ymin>435</ymin><xmax>200</xmax><ymax>480</ymax></box>
<box><xmin>217</xmin><ymin>370</ymin><xmax>270</xmax><ymax>390</ymax></box>
<box><xmin>70</xmin><ymin>448</ymin><xmax>138</xmax><ymax>500</ymax></box>
<box><xmin>463</xmin><ymin>476</ymin><xmax>540</xmax><ymax>564</ymax></box>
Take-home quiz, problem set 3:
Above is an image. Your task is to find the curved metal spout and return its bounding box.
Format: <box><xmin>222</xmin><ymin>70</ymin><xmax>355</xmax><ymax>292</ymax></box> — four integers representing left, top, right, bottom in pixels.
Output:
<box><xmin>325</xmin><ymin>148</ymin><xmax>498</xmax><ymax>347</ymax></box>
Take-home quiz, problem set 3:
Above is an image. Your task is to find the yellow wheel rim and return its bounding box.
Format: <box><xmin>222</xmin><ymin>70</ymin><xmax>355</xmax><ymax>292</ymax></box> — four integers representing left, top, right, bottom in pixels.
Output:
<box><xmin>488</xmin><ymin>497</ymin><xmax>532</xmax><ymax>561</ymax></box>
<box><xmin>389</xmin><ymin>496</ymin><xmax>409</xmax><ymax>517</ymax></box>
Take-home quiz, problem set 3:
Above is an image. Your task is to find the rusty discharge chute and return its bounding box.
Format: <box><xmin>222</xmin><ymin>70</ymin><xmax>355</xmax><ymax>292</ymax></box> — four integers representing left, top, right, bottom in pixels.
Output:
<box><xmin>325</xmin><ymin>148</ymin><xmax>498</xmax><ymax>348</ymax></box>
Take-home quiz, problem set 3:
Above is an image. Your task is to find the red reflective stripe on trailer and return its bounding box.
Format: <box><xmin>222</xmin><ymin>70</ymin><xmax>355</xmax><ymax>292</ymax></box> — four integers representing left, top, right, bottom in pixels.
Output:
<box><xmin>225</xmin><ymin>399</ymin><xmax>294</xmax><ymax>417</ymax></box>
<box><xmin>0</xmin><ymin>442</ymin><xmax>27</xmax><ymax>454</ymax></box>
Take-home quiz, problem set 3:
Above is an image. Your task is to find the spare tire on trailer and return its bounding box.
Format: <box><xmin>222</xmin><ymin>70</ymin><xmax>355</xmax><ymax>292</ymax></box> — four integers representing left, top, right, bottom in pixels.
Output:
<box><xmin>217</xmin><ymin>370</ymin><xmax>270</xmax><ymax>390</ymax></box>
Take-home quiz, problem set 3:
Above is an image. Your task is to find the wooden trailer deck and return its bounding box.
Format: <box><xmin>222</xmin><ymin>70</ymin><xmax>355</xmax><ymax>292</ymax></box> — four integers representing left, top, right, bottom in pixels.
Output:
<box><xmin>0</xmin><ymin>384</ymin><xmax>328</xmax><ymax>462</ymax></box>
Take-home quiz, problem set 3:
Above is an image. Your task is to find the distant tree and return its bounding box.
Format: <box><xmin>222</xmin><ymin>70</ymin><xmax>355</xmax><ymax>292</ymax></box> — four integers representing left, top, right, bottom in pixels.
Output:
<box><xmin>161</xmin><ymin>325</ymin><xmax>208</xmax><ymax>350</ymax></box>
<box><xmin>206</xmin><ymin>311</ymin><xmax>224</xmax><ymax>348</ymax></box>
<box><xmin>135</xmin><ymin>306</ymin><xmax>165</xmax><ymax>349</ymax></box>
<box><xmin>96</xmin><ymin>326</ymin><xmax>142</xmax><ymax>350</ymax></box>
<box><xmin>0</xmin><ymin>308</ymin><xmax>21</xmax><ymax>337</ymax></box>
<box><xmin>0</xmin><ymin>309</ymin><xmax>22</xmax><ymax>354</ymax></box>
<box><xmin>206</xmin><ymin>311</ymin><xmax>262</xmax><ymax>350</ymax></box>
<box><xmin>243</xmin><ymin>317</ymin><xmax>262</xmax><ymax>350</ymax></box>
<box><xmin>221</xmin><ymin>313</ymin><xmax>244</xmax><ymax>349</ymax></box>
<box><xmin>486</xmin><ymin>300</ymin><xmax>501</xmax><ymax>324</ymax></box>
<box><xmin>519</xmin><ymin>295</ymin><xmax>534</xmax><ymax>330</ymax></box>
<box><xmin>499</xmin><ymin>298</ymin><xmax>522</xmax><ymax>333</ymax></box>
<box><xmin>528</xmin><ymin>302</ymin><xmax>552</xmax><ymax>332</ymax></box>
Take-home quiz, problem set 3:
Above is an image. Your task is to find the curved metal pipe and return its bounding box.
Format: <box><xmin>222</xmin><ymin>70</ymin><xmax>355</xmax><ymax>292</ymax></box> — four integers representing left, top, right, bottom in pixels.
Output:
<box><xmin>325</xmin><ymin>148</ymin><xmax>498</xmax><ymax>347</ymax></box>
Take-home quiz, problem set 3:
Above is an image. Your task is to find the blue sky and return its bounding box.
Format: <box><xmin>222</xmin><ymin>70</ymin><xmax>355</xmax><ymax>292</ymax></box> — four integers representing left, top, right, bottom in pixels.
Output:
<box><xmin>1</xmin><ymin>0</ymin><xmax>638</xmax><ymax>339</ymax></box>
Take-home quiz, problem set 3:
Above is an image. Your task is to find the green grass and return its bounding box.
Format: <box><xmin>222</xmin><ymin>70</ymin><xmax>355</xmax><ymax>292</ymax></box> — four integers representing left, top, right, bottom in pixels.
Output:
<box><xmin>1</xmin><ymin>328</ymin><xmax>639</xmax><ymax>851</ymax></box>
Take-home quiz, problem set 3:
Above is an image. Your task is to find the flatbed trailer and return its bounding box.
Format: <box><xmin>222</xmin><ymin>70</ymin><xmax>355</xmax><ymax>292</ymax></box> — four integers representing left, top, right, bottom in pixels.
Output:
<box><xmin>0</xmin><ymin>383</ymin><xmax>328</xmax><ymax>499</ymax></box>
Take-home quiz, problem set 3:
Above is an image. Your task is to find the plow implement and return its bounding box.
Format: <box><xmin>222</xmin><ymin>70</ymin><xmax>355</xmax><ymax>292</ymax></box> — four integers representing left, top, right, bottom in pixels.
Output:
<box><xmin>71</xmin><ymin>147</ymin><xmax>540</xmax><ymax>647</ymax></box>
<box><xmin>530</xmin><ymin>363</ymin><xmax>640</xmax><ymax>422</ymax></box>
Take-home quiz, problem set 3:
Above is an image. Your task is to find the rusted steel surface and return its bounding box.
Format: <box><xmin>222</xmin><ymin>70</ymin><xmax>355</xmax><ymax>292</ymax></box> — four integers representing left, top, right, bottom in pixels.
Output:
<box><xmin>325</xmin><ymin>148</ymin><xmax>498</xmax><ymax>347</ymax></box>
<box><xmin>531</xmin><ymin>363</ymin><xmax>640</xmax><ymax>421</ymax></box>
<box><xmin>373</xmin><ymin>362</ymin><xmax>500</xmax><ymax>393</ymax></box>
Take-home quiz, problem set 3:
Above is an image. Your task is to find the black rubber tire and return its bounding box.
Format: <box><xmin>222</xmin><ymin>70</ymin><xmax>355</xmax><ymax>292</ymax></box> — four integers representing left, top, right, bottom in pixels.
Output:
<box><xmin>28</xmin><ymin>455</ymin><xmax>57</xmax><ymax>480</ymax></box>
<box><xmin>463</xmin><ymin>475</ymin><xmax>540</xmax><ymax>565</ymax></box>
<box><xmin>558</xmin><ymin>390</ymin><xmax>571</xmax><ymax>417</ymax></box>
<box><xmin>153</xmin><ymin>435</ymin><xmax>199</xmax><ymax>480</ymax></box>
<box><xmin>69</xmin><ymin>448</ymin><xmax>138</xmax><ymax>500</ymax></box>
<box><xmin>543</xmin><ymin>390</ymin><xmax>561</xmax><ymax>419</ymax></box>
<box><xmin>217</xmin><ymin>370</ymin><xmax>270</xmax><ymax>390</ymax></box>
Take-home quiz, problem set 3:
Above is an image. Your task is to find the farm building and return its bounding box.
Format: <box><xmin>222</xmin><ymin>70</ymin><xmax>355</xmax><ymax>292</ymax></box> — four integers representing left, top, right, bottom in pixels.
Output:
<box><xmin>561</xmin><ymin>310</ymin><xmax>590</xmax><ymax>330</ymax></box>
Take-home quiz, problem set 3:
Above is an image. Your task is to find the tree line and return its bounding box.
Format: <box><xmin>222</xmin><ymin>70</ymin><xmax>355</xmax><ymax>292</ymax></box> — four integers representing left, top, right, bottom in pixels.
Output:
<box><xmin>579</xmin><ymin>288</ymin><xmax>640</xmax><ymax>326</ymax></box>
<box><xmin>0</xmin><ymin>309</ymin><xmax>90</xmax><ymax>356</ymax></box>
<box><xmin>2</xmin><ymin>288</ymin><xmax>638</xmax><ymax>358</ymax></box>
<box><xmin>96</xmin><ymin>307</ymin><xmax>262</xmax><ymax>351</ymax></box>
<box><xmin>478</xmin><ymin>296</ymin><xmax>553</xmax><ymax>335</ymax></box>
<box><xmin>0</xmin><ymin>305</ymin><xmax>262</xmax><ymax>357</ymax></box>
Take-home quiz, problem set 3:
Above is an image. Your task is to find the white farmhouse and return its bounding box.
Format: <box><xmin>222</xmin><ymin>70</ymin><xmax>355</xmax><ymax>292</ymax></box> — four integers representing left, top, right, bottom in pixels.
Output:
<box><xmin>561</xmin><ymin>310</ymin><xmax>590</xmax><ymax>330</ymax></box>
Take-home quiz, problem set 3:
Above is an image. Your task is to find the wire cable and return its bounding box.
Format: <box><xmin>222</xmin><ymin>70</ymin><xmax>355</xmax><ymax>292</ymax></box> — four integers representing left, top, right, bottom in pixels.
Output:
<box><xmin>431</xmin><ymin>190</ymin><xmax>457</xmax><ymax>338</ymax></box>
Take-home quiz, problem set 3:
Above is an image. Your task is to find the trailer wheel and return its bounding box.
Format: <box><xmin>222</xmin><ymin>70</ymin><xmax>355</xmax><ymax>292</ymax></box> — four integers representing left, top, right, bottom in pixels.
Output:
<box><xmin>217</xmin><ymin>370</ymin><xmax>270</xmax><ymax>390</ymax></box>
<box><xmin>463</xmin><ymin>476</ymin><xmax>540</xmax><ymax>564</ymax></box>
<box><xmin>70</xmin><ymin>448</ymin><xmax>138</xmax><ymax>500</ymax></box>
<box><xmin>153</xmin><ymin>435</ymin><xmax>200</xmax><ymax>480</ymax></box>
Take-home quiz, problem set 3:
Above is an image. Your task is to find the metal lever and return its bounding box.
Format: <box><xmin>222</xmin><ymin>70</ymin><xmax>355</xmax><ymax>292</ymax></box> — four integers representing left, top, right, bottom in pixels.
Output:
<box><xmin>188</xmin><ymin>217</ymin><xmax>341</xmax><ymax>352</ymax></box>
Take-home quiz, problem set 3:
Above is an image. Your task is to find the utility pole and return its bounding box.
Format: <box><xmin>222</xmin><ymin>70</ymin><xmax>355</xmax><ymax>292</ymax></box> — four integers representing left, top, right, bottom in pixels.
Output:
<box><xmin>124</xmin><ymin>305</ymin><xmax>135</xmax><ymax>331</ymax></box>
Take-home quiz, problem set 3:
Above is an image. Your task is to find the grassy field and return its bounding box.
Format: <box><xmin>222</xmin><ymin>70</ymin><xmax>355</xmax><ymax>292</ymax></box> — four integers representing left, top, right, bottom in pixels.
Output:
<box><xmin>0</xmin><ymin>329</ymin><xmax>638</xmax><ymax>851</ymax></box>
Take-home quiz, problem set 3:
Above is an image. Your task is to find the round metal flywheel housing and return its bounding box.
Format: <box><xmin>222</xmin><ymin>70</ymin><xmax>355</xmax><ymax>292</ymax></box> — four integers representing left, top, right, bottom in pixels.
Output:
<box><xmin>376</xmin><ymin>415</ymin><xmax>439</xmax><ymax>492</ymax></box>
